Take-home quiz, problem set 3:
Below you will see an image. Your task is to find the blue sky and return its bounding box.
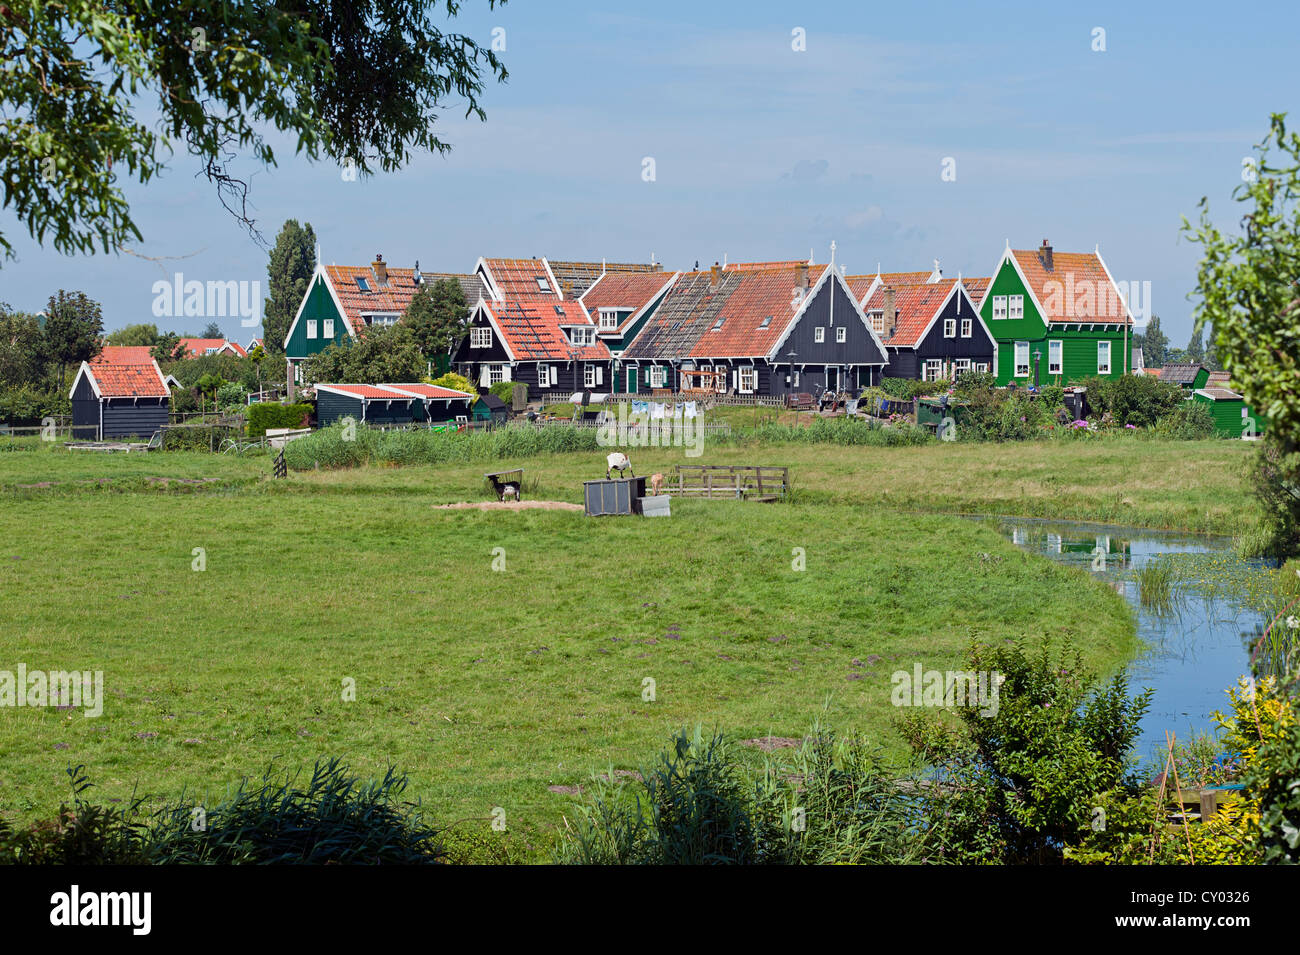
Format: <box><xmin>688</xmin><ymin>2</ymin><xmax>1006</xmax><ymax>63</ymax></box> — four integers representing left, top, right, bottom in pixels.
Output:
<box><xmin>3</xmin><ymin>0</ymin><xmax>1297</xmax><ymax>346</ymax></box>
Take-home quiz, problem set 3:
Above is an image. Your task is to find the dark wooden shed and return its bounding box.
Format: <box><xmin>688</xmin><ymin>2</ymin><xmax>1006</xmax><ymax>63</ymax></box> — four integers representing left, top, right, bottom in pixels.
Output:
<box><xmin>69</xmin><ymin>356</ymin><xmax>171</xmax><ymax>440</ymax></box>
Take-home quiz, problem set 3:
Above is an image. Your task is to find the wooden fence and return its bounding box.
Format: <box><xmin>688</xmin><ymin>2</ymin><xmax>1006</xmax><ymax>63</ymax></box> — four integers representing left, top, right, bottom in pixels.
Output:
<box><xmin>666</xmin><ymin>465</ymin><xmax>789</xmax><ymax>501</ymax></box>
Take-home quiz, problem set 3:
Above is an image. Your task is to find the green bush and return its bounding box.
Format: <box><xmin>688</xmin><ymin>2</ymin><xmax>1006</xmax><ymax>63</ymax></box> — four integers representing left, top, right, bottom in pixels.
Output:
<box><xmin>428</xmin><ymin>371</ymin><xmax>477</xmax><ymax>396</ymax></box>
<box><xmin>1151</xmin><ymin>401</ymin><xmax>1216</xmax><ymax>440</ymax></box>
<box><xmin>162</xmin><ymin>424</ymin><xmax>236</xmax><ymax>451</ymax></box>
<box><xmin>1079</xmin><ymin>374</ymin><xmax>1184</xmax><ymax>427</ymax></box>
<box><xmin>881</xmin><ymin>376</ymin><xmax>948</xmax><ymax>399</ymax></box>
<box><xmin>957</xmin><ymin>389</ymin><xmax>1051</xmax><ymax>442</ymax></box>
<box><xmin>0</xmin><ymin>384</ymin><xmax>70</xmax><ymax>425</ymax></box>
<box><xmin>489</xmin><ymin>379</ymin><xmax>520</xmax><ymax>404</ymax></box>
<box><xmin>246</xmin><ymin>402</ymin><xmax>313</xmax><ymax>437</ymax></box>
<box><xmin>0</xmin><ymin>766</ymin><xmax>149</xmax><ymax>865</ymax></box>
<box><xmin>899</xmin><ymin>640</ymin><xmax>1152</xmax><ymax>864</ymax></box>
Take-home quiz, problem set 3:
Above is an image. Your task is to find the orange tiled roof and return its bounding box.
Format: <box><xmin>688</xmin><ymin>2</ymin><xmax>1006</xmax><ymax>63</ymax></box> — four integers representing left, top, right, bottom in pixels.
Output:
<box><xmin>176</xmin><ymin>338</ymin><xmax>245</xmax><ymax>357</ymax></box>
<box><xmin>1009</xmin><ymin>246</ymin><xmax>1131</xmax><ymax>324</ymax></box>
<box><xmin>483</xmin><ymin>298</ymin><xmax>610</xmax><ymax>361</ymax></box>
<box><xmin>83</xmin><ymin>359</ymin><xmax>169</xmax><ymax>399</ymax></box>
<box><xmin>548</xmin><ymin>260</ymin><xmax>662</xmax><ymax>299</ymax></box>
<box><xmin>690</xmin><ymin>264</ymin><xmax>830</xmax><ymax>358</ymax></box>
<box><xmin>481</xmin><ymin>258</ymin><xmax>560</xmax><ymax>300</ymax></box>
<box><xmin>844</xmin><ymin>271</ymin><xmax>937</xmax><ymax>304</ymax></box>
<box><xmin>962</xmin><ymin>277</ymin><xmax>991</xmax><ymax>306</ymax></box>
<box><xmin>93</xmin><ymin>346</ymin><xmax>154</xmax><ymax>365</ymax></box>
<box><xmin>580</xmin><ymin>271</ymin><xmax>678</xmax><ymax>333</ymax></box>
<box><xmin>863</xmin><ymin>279</ymin><xmax>961</xmax><ymax>347</ymax></box>
<box><xmin>326</xmin><ymin>266</ymin><xmax>485</xmax><ymax>335</ymax></box>
<box><xmin>723</xmin><ymin>260</ymin><xmax>809</xmax><ymax>272</ymax></box>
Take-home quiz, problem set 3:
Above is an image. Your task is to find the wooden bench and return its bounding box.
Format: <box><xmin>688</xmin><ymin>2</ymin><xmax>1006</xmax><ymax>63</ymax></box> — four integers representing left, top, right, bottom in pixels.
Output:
<box><xmin>787</xmin><ymin>392</ymin><xmax>814</xmax><ymax>411</ymax></box>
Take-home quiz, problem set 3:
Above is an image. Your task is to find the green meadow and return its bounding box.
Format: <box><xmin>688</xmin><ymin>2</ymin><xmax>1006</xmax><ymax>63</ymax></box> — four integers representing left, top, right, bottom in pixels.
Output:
<box><xmin>0</xmin><ymin>436</ymin><xmax>1255</xmax><ymax>857</ymax></box>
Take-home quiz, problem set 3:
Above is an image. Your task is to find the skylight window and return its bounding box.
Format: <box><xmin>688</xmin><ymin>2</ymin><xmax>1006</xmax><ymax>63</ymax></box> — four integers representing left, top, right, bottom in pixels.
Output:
<box><xmin>711</xmin><ymin>317</ymin><xmax>725</xmax><ymax>331</ymax></box>
<box><xmin>554</xmin><ymin>305</ymin><xmax>565</xmax><ymax>317</ymax></box>
<box><xmin>759</xmin><ymin>315</ymin><xmax>772</xmax><ymax>328</ymax></box>
<box><xmin>536</xmin><ymin>277</ymin><xmax>552</xmax><ymax>293</ymax></box>
<box><xmin>355</xmin><ymin>276</ymin><xmax>370</xmax><ymax>292</ymax></box>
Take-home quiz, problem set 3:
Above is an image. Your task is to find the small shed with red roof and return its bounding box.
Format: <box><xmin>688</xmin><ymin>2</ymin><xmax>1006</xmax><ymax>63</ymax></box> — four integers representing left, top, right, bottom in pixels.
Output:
<box><xmin>314</xmin><ymin>382</ymin><xmax>475</xmax><ymax>428</ymax></box>
<box><xmin>70</xmin><ymin>351</ymin><xmax>171</xmax><ymax>439</ymax></box>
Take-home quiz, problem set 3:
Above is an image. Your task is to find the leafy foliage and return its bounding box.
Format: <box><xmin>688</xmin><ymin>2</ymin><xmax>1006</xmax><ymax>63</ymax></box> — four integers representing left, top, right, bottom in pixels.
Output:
<box><xmin>303</xmin><ymin>324</ymin><xmax>423</xmax><ymax>383</ymax></box>
<box><xmin>42</xmin><ymin>289</ymin><xmax>103</xmax><ymax>387</ymax></box>
<box><xmin>246</xmin><ymin>402</ymin><xmax>313</xmax><ymax>437</ymax></box>
<box><xmin>1184</xmin><ymin>113</ymin><xmax>1300</xmax><ymax>454</ymax></box>
<box><xmin>899</xmin><ymin>640</ymin><xmax>1152</xmax><ymax>864</ymax></box>
<box><xmin>264</xmin><ymin>220</ymin><xmax>316</xmax><ymax>354</ymax></box>
<box><xmin>0</xmin><ymin>1</ymin><xmax>509</xmax><ymax>257</ymax></box>
<box><xmin>404</xmin><ymin>277</ymin><xmax>470</xmax><ymax>359</ymax></box>
<box><xmin>1078</xmin><ymin>373</ymin><xmax>1185</xmax><ymax>427</ymax></box>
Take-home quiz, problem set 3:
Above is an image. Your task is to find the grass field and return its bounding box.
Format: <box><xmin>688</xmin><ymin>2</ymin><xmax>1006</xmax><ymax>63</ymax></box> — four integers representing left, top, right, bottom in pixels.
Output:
<box><xmin>0</xmin><ymin>435</ymin><xmax>1255</xmax><ymax>858</ymax></box>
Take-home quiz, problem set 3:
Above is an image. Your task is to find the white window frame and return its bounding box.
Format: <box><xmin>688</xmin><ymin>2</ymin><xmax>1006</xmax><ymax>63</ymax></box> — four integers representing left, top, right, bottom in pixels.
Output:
<box><xmin>1014</xmin><ymin>341</ymin><xmax>1030</xmax><ymax>378</ymax></box>
<box><xmin>1097</xmin><ymin>340</ymin><xmax>1112</xmax><ymax>375</ymax></box>
<box><xmin>870</xmin><ymin>312</ymin><xmax>885</xmax><ymax>335</ymax></box>
<box><xmin>470</xmin><ymin>327</ymin><xmax>492</xmax><ymax>349</ymax></box>
<box><xmin>487</xmin><ymin>364</ymin><xmax>506</xmax><ymax>385</ymax></box>
<box><xmin>835</xmin><ymin>326</ymin><xmax>847</xmax><ymax>343</ymax></box>
<box><xmin>976</xmin><ymin>362</ymin><xmax>989</xmax><ymax>373</ymax></box>
<box><xmin>814</xmin><ymin>327</ymin><xmax>825</xmax><ymax>343</ymax></box>
<box><xmin>538</xmin><ymin>365</ymin><xmax>551</xmax><ymax>388</ymax></box>
<box><xmin>1009</xmin><ymin>295</ymin><xmax>1024</xmax><ymax>320</ymax></box>
<box><xmin>584</xmin><ymin>365</ymin><xmax>597</xmax><ymax>388</ymax></box>
<box><xmin>953</xmin><ymin>358</ymin><xmax>972</xmax><ymax>377</ymax></box>
<box><xmin>944</xmin><ymin>319</ymin><xmax>956</xmax><ymax>338</ymax></box>
<box><xmin>306</xmin><ymin>320</ymin><xmax>318</xmax><ymax>339</ymax></box>
<box><xmin>992</xmin><ymin>296</ymin><xmax>1008</xmax><ymax>320</ymax></box>
<box><xmin>535</xmin><ymin>277</ymin><xmax>552</xmax><ymax>294</ymax></box>
<box><xmin>960</xmin><ymin>318</ymin><xmax>972</xmax><ymax>338</ymax></box>
<box><xmin>323</xmin><ymin>319</ymin><xmax>334</xmax><ymax>339</ymax></box>
<box><xmin>1048</xmin><ymin>339</ymin><xmax>1063</xmax><ymax>376</ymax></box>
<box><xmin>923</xmin><ymin>359</ymin><xmax>944</xmax><ymax>382</ymax></box>
<box><xmin>738</xmin><ymin>367</ymin><xmax>757</xmax><ymax>394</ymax></box>
<box><xmin>648</xmin><ymin>366</ymin><xmax>666</xmax><ymax>388</ymax></box>
<box><xmin>598</xmin><ymin>309</ymin><xmax>621</xmax><ymax>331</ymax></box>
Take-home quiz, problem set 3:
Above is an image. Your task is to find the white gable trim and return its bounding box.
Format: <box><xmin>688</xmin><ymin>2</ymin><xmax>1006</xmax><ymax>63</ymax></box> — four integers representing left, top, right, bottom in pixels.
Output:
<box><xmin>283</xmin><ymin>265</ymin><xmax>355</xmax><ymax>353</ymax></box>
<box><xmin>69</xmin><ymin>362</ymin><xmax>100</xmax><ymax>400</ymax></box>
<box><xmin>768</xmin><ymin>268</ymin><xmax>888</xmax><ymax>363</ymax></box>
<box><xmin>474</xmin><ymin>301</ymin><xmax>517</xmax><ymax>362</ymax></box>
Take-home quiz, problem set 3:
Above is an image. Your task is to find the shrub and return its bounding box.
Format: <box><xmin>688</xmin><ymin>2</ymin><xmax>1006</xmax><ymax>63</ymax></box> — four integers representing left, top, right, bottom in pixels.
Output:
<box><xmin>556</xmin><ymin>726</ymin><xmax>925</xmax><ymax>865</ymax></box>
<box><xmin>957</xmin><ymin>389</ymin><xmax>1050</xmax><ymax>442</ymax></box>
<box><xmin>162</xmin><ymin>423</ymin><xmax>237</xmax><ymax>451</ymax></box>
<box><xmin>881</xmin><ymin>376</ymin><xmax>948</xmax><ymax>400</ymax></box>
<box><xmin>215</xmin><ymin>380</ymin><xmax>247</xmax><ymax>411</ymax></box>
<box><xmin>1246</xmin><ymin>434</ymin><xmax>1300</xmax><ymax>558</ymax></box>
<box><xmin>1152</xmin><ymin>401</ymin><xmax>1216</xmax><ymax>440</ymax></box>
<box><xmin>1080</xmin><ymin>373</ymin><xmax>1184</xmax><ymax>427</ymax></box>
<box><xmin>428</xmin><ymin>371</ymin><xmax>477</xmax><ymax>396</ymax></box>
<box><xmin>149</xmin><ymin>758</ymin><xmax>444</xmax><ymax>864</ymax></box>
<box><xmin>489</xmin><ymin>379</ymin><xmax>520</xmax><ymax>404</ymax></box>
<box><xmin>899</xmin><ymin>640</ymin><xmax>1152</xmax><ymax>864</ymax></box>
<box><xmin>0</xmin><ymin>384</ymin><xmax>70</xmax><ymax>425</ymax></box>
<box><xmin>0</xmin><ymin>766</ymin><xmax>150</xmax><ymax>864</ymax></box>
<box><xmin>246</xmin><ymin>401</ymin><xmax>313</xmax><ymax>437</ymax></box>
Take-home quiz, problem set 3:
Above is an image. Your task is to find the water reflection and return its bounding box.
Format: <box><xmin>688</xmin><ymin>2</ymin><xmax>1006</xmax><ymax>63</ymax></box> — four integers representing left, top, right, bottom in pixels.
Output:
<box><xmin>976</xmin><ymin>516</ymin><xmax>1273</xmax><ymax>766</ymax></box>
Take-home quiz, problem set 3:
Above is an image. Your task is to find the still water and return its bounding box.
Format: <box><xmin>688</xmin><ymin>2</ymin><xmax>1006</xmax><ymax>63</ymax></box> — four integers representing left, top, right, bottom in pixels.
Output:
<box><xmin>979</xmin><ymin>517</ymin><xmax>1275</xmax><ymax>766</ymax></box>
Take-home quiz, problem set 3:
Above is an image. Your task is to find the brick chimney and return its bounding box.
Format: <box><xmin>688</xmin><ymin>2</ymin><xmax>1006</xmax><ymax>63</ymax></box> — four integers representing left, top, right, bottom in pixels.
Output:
<box><xmin>882</xmin><ymin>286</ymin><xmax>897</xmax><ymax>339</ymax></box>
<box><xmin>797</xmin><ymin>262</ymin><xmax>809</xmax><ymax>292</ymax></box>
<box><xmin>1038</xmin><ymin>240</ymin><xmax>1053</xmax><ymax>272</ymax></box>
<box><xmin>710</xmin><ymin>262</ymin><xmax>721</xmax><ymax>290</ymax></box>
<box><xmin>372</xmin><ymin>253</ymin><xmax>388</xmax><ymax>287</ymax></box>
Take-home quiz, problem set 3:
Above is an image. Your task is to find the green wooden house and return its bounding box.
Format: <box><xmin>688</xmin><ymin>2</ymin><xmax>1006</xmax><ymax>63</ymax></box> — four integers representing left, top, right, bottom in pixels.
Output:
<box><xmin>283</xmin><ymin>255</ymin><xmax>487</xmax><ymax>388</ymax></box>
<box><xmin>1192</xmin><ymin>387</ymin><xmax>1265</xmax><ymax>438</ymax></box>
<box><xmin>978</xmin><ymin>241</ymin><xmax>1135</xmax><ymax>385</ymax></box>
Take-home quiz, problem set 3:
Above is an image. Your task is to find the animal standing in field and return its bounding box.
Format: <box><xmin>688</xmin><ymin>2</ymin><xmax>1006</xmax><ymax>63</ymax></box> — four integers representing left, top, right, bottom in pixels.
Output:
<box><xmin>606</xmin><ymin>452</ymin><xmax>633</xmax><ymax>480</ymax></box>
<box><xmin>651</xmin><ymin>472</ymin><xmax>664</xmax><ymax>495</ymax></box>
<box><xmin>499</xmin><ymin>482</ymin><xmax>519</xmax><ymax>502</ymax></box>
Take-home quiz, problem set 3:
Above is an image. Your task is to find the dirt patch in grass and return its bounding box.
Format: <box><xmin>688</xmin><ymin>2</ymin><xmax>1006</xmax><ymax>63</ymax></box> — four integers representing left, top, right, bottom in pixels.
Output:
<box><xmin>434</xmin><ymin>500</ymin><xmax>583</xmax><ymax>512</ymax></box>
<box><xmin>739</xmin><ymin>736</ymin><xmax>804</xmax><ymax>752</ymax></box>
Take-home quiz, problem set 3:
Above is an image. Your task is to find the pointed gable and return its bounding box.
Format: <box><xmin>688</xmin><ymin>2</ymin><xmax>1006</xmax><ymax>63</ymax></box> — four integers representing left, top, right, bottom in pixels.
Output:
<box><xmin>1007</xmin><ymin>244</ymin><xmax>1131</xmax><ymax>325</ymax></box>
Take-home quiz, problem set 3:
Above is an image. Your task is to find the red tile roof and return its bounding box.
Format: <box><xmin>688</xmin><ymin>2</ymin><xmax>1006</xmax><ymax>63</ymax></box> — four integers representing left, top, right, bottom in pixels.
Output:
<box><xmin>482</xmin><ymin>299</ymin><xmax>611</xmax><ymax>361</ymax></box>
<box><xmin>962</xmin><ymin>277</ymin><xmax>991</xmax><ymax>306</ymax></box>
<box><xmin>844</xmin><ymin>271</ymin><xmax>937</xmax><ymax>304</ymax></box>
<box><xmin>79</xmin><ymin>356</ymin><xmax>169</xmax><ymax>399</ymax></box>
<box><xmin>176</xmin><ymin>338</ymin><xmax>246</xmax><ymax>357</ymax></box>
<box><xmin>1009</xmin><ymin>246</ymin><xmax>1131</xmax><ymax>324</ymax></box>
<box><xmin>325</xmin><ymin>266</ymin><xmax>485</xmax><ymax>335</ymax></box>
<box><xmin>383</xmin><ymin>382</ymin><xmax>475</xmax><ymax>400</ymax></box>
<box><xmin>862</xmin><ymin>279</ymin><xmax>962</xmax><ymax>347</ymax></box>
<box><xmin>690</xmin><ymin>264</ymin><xmax>830</xmax><ymax>358</ymax></box>
<box><xmin>722</xmin><ymin>260</ymin><xmax>809</xmax><ymax>272</ymax></box>
<box><xmin>548</xmin><ymin>260</ymin><xmax>663</xmax><ymax>299</ymax></box>
<box><xmin>93</xmin><ymin>346</ymin><xmax>154</xmax><ymax>365</ymax></box>
<box><xmin>317</xmin><ymin>383</ymin><xmax>411</xmax><ymax>400</ymax></box>
<box><xmin>481</xmin><ymin>259</ymin><xmax>561</xmax><ymax>300</ymax></box>
<box><xmin>580</xmin><ymin>271</ymin><xmax>678</xmax><ymax>332</ymax></box>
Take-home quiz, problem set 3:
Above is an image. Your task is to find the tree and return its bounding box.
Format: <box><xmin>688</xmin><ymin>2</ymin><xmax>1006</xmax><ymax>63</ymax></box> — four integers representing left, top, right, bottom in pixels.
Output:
<box><xmin>303</xmin><ymin>325</ymin><xmax>423</xmax><ymax>383</ymax></box>
<box><xmin>0</xmin><ymin>304</ymin><xmax>47</xmax><ymax>386</ymax></box>
<box><xmin>403</xmin><ymin>278</ymin><xmax>469</xmax><ymax>360</ymax></box>
<box><xmin>1186</xmin><ymin>327</ymin><xmax>1205</xmax><ymax>363</ymax></box>
<box><xmin>264</xmin><ymin>220</ymin><xmax>317</xmax><ymax>354</ymax></box>
<box><xmin>1135</xmin><ymin>314</ymin><xmax>1168</xmax><ymax>367</ymax></box>
<box><xmin>151</xmin><ymin>333</ymin><xmax>183</xmax><ymax>364</ymax></box>
<box><xmin>104</xmin><ymin>323</ymin><xmax>160</xmax><ymax>347</ymax></box>
<box><xmin>1185</xmin><ymin>113</ymin><xmax>1300</xmax><ymax>557</ymax></box>
<box><xmin>42</xmin><ymin>290</ymin><xmax>103</xmax><ymax>388</ymax></box>
<box><xmin>200</xmin><ymin>321</ymin><xmax>223</xmax><ymax>339</ymax></box>
<box><xmin>0</xmin><ymin>1</ymin><xmax>508</xmax><ymax>260</ymax></box>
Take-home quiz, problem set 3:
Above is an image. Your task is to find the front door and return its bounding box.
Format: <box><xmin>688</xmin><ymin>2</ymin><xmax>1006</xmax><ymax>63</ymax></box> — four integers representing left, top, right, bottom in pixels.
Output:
<box><xmin>627</xmin><ymin>368</ymin><xmax>638</xmax><ymax>393</ymax></box>
<box><xmin>826</xmin><ymin>366</ymin><xmax>839</xmax><ymax>392</ymax></box>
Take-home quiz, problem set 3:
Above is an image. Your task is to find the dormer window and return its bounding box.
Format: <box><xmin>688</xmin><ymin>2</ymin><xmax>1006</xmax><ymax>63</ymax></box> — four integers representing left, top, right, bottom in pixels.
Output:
<box><xmin>355</xmin><ymin>276</ymin><xmax>370</xmax><ymax>292</ymax></box>
<box><xmin>569</xmin><ymin>327</ymin><xmax>595</xmax><ymax>347</ymax></box>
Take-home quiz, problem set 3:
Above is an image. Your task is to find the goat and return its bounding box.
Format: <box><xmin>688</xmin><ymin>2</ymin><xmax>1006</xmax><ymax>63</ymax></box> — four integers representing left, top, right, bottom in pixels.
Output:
<box><xmin>605</xmin><ymin>452</ymin><xmax>633</xmax><ymax>480</ymax></box>
<box><xmin>650</xmin><ymin>472</ymin><xmax>664</xmax><ymax>496</ymax></box>
<box><xmin>499</xmin><ymin>482</ymin><xmax>520</xmax><ymax>502</ymax></box>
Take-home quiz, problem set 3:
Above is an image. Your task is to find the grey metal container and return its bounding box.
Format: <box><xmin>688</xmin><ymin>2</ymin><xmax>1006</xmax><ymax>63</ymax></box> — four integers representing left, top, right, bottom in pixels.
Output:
<box><xmin>639</xmin><ymin>495</ymin><xmax>671</xmax><ymax>517</ymax></box>
<box><xmin>583</xmin><ymin>477</ymin><xmax>647</xmax><ymax>516</ymax></box>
